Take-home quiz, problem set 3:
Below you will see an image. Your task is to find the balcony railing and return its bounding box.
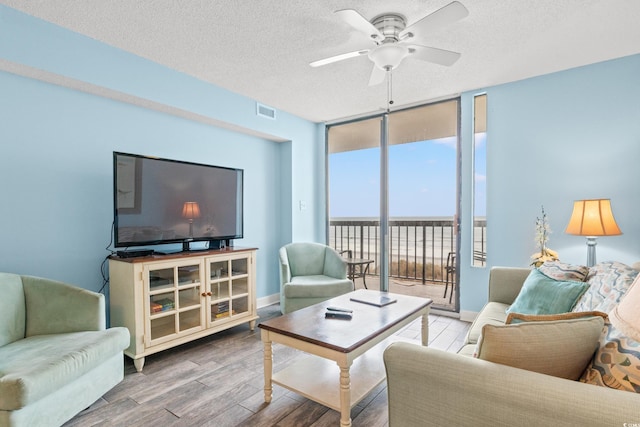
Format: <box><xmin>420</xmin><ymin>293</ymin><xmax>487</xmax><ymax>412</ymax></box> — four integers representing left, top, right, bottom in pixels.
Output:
<box><xmin>329</xmin><ymin>218</ymin><xmax>486</xmax><ymax>284</ymax></box>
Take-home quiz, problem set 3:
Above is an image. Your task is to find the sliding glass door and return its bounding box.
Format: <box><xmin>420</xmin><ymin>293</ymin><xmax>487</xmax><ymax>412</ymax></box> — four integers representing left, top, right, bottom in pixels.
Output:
<box><xmin>327</xmin><ymin>99</ymin><xmax>460</xmax><ymax>311</ymax></box>
<box><xmin>327</xmin><ymin>116</ymin><xmax>383</xmax><ymax>287</ymax></box>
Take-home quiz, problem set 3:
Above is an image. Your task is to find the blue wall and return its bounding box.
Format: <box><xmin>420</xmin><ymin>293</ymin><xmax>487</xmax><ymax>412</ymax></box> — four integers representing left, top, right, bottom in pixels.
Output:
<box><xmin>2</xmin><ymin>5</ymin><xmax>639</xmax><ymax>316</ymax></box>
<box><xmin>459</xmin><ymin>54</ymin><xmax>640</xmax><ymax>313</ymax></box>
<box><xmin>0</xmin><ymin>6</ymin><xmax>326</xmax><ymax>301</ymax></box>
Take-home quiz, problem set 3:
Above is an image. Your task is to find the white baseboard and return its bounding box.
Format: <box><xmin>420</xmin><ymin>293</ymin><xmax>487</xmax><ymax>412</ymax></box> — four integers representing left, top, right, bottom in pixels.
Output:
<box><xmin>430</xmin><ymin>308</ymin><xmax>460</xmax><ymax>318</ymax></box>
<box><xmin>459</xmin><ymin>310</ymin><xmax>478</xmax><ymax>323</ymax></box>
<box><xmin>257</xmin><ymin>293</ymin><xmax>280</xmax><ymax>309</ymax></box>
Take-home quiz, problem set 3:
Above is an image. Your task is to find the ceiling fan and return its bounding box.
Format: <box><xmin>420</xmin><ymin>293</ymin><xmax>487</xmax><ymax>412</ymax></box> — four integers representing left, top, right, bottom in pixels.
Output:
<box><xmin>310</xmin><ymin>1</ymin><xmax>469</xmax><ymax>86</ymax></box>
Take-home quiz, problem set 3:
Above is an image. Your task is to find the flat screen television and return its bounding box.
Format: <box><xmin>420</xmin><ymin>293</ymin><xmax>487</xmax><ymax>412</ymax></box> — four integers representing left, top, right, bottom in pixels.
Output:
<box><xmin>113</xmin><ymin>152</ymin><xmax>243</xmax><ymax>251</ymax></box>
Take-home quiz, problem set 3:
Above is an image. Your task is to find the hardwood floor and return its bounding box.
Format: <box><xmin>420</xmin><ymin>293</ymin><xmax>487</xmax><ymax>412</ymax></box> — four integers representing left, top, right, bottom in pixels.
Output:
<box><xmin>65</xmin><ymin>305</ymin><xmax>470</xmax><ymax>427</ymax></box>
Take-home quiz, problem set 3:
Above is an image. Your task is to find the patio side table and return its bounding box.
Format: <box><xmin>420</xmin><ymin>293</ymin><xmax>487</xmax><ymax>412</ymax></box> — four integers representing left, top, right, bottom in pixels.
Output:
<box><xmin>344</xmin><ymin>258</ymin><xmax>374</xmax><ymax>289</ymax></box>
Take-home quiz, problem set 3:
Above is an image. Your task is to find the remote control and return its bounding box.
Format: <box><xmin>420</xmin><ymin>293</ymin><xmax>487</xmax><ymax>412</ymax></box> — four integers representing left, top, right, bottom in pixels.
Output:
<box><xmin>327</xmin><ymin>306</ymin><xmax>353</xmax><ymax>313</ymax></box>
<box><xmin>325</xmin><ymin>312</ymin><xmax>353</xmax><ymax>320</ymax></box>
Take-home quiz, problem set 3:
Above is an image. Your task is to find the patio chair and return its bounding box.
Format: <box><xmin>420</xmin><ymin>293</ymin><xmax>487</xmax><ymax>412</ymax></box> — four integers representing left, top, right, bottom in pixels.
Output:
<box><xmin>443</xmin><ymin>251</ymin><xmax>456</xmax><ymax>303</ymax></box>
<box><xmin>474</xmin><ymin>250</ymin><xmax>486</xmax><ymax>265</ymax></box>
<box><xmin>279</xmin><ymin>242</ymin><xmax>354</xmax><ymax>314</ymax></box>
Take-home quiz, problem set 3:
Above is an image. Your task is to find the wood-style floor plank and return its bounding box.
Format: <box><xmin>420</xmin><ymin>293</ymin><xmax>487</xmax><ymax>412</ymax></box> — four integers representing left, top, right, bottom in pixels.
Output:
<box><xmin>66</xmin><ymin>304</ymin><xmax>469</xmax><ymax>426</ymax></box>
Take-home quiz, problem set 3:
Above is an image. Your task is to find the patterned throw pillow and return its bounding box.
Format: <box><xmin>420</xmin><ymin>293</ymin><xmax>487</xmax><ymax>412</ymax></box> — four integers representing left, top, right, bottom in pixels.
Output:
<box><xmin>538</xmin><ymin>261</ymin><xmax>589</xmax><ymax>282</ymax></box>
<box><xmin>573</xmin><ymin>261</ymin><xmax>639</xmax><ymax>314</ymax></box>
<box><xmin>580</xmin><ymin>321</ymin><xmax>640</xmax><ymax>393</ymax></box>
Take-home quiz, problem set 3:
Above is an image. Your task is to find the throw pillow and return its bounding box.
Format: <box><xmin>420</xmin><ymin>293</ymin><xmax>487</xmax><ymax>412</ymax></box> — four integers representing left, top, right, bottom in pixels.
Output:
<box><xmin>506</xmin><ymin>310</ymin><xmax>608</xmax><ymax>325</ymax></box>
<box><xmin>475</xmin><ymin>316</ymin><xmax>604</xmax><ymax>380</ymax></box>
<box><xmin>580</xmin><ymin>321</ymin><xmax>640</xmax><ymax>393</ymax></box>
<box><xmin>573</xmin><ymin>261</ymin><xmax>639</xmax><ymax>314</ymax></box>
<box><xmin>506</xmin><ymin>269</ymin><xmax>590</xmax><ymax>316</ymax></box>
<box><xmin>538</xmin><ymin>260</ymin><xmax>589</xmax><ymax>282</ymax></box>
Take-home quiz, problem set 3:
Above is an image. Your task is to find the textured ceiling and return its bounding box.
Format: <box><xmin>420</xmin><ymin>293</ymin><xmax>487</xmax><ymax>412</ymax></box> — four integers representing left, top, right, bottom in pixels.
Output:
<box><xmin>2</xmin><ymin>0</ymin><xmax>640</xmax><ymax>123</ymax></box>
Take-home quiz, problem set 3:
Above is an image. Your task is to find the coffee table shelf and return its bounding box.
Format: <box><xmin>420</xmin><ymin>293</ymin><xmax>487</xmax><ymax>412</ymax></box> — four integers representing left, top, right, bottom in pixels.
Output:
<box><xmin>272</xmin><ymin>336</ymin><xmax>407</xmax><ymax>411</ymax></box>
<box><xmin>259</xmin><ymin>290</ymin><xmax>432</xmax><ymax>427</ymax></box>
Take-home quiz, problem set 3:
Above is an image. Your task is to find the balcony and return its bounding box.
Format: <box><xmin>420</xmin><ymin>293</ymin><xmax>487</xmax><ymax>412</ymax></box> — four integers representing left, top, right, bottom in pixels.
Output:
<box><xmin>329</xmin><ymin>218</ymin><xmax>486</xmax><ymax>311</ymax></box>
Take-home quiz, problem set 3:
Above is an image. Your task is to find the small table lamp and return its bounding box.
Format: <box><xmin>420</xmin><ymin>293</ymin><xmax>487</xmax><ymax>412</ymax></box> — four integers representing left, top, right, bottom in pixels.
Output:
<box><xmin>565</xmin><ymin>199</ymin><xmax>622</xmax><ymax>267</ymax></box>
<box><xmin>609</xmin><ymin>277</ymin><xmax>640</xmax><ymax>342</ymax></box>
<box><xmin>182</xmin><ymin>202</ymin><xmax>201</xmax><ymax>237</ymax></box>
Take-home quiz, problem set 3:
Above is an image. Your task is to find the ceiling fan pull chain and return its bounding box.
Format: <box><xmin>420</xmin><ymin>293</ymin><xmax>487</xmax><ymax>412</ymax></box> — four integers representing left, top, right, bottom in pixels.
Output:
<box><xmin>387</xmin><ymin>67</ymin><xmax>394</xmax><ymax>111</ymax></box>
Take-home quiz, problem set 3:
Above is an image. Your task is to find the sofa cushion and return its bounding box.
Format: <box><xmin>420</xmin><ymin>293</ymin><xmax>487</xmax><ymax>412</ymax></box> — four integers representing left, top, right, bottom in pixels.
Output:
<box><xmin>506</xmin><ymin>269</ymin><xmax>589</xmax><ymax>316</ymax></box>
<box><xmin>465</xmin><ymin>302</ymin><xmax>510</xmax><ymax>345</ymax></box>
<box><xmin>457</xmin><ymin>344</ymin><xmax>476</xmax><ymax>357</ymax></box>
<box><xmin>0</xmin><ymin>328</ymin><xmax>129</xmax><ymax>410</ymax></box>
<box><xmin>538</xmin><ymin>260</ymin><xmax>589</xmax><ymax>282</ymax></box>
<box><xmin>506</xmin><ymin>310</ymin><xmax>608</xmax><ymax>325</ymax></box>
<box><xmin>573</xmin><ymin>261</ymin><xmax>638</xmax><ymax>314</ymax></box>
<box><xmin>283</xmin><ymin>276</ymin><xmax>354</xmax><ymax>298</ymax></box>
<box><xmin>0</xmin><ymin>273</ymin><xmax>26</xmax><ymax>347</ymax></box>
<box><xmin>475</xmin><ymin>316</ymin><xmax>604</xmax><ymax>380</ymax></box>
<box><xmin>580</xmin><ymin>320</ymin><xmax>640</xmax><ymax>393</ymax></box>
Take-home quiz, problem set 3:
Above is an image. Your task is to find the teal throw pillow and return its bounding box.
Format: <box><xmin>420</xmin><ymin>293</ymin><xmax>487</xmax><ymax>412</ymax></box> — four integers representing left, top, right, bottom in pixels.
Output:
<box><xmin>506</xmin><ymin>269</ymin><xmax>590</xmax><ymax>316</ymax></box>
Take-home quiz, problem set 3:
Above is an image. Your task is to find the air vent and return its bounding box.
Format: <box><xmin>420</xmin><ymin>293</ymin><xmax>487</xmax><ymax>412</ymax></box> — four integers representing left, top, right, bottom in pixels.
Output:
<box><xmin>256</xmin><ymin>103</ymin><xmax>276</xmax><ymax>120</ymax></box>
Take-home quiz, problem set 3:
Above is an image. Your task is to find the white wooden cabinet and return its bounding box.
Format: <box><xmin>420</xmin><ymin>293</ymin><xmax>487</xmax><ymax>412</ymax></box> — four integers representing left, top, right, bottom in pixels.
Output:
<box><xmin>109</xmin><ymin>247</ymin><xmax>258</xmax><ymax>372</ymax></box>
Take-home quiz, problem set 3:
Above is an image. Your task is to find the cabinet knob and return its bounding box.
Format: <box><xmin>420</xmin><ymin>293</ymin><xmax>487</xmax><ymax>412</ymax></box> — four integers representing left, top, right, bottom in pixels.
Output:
<box><xmin>207</xmin><ymin>292</ymin><xmax>212</xmax><ymax>296</ymax></box>
<box><xmin>201</xmin><ymin>292</ymin><xmax>207</xmax><ymax>297</ymax></box>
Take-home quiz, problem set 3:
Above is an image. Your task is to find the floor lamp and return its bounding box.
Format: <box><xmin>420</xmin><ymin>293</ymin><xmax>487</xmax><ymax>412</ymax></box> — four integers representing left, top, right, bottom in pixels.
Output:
<box><xmin>565</xmin><ymin>199</ymin><xmax>622</xmax><ymax>267</ymax></box>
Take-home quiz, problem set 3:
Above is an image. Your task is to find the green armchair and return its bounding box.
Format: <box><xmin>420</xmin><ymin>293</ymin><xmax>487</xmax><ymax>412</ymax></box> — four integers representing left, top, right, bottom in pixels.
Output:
<box><xmin>279</xmin><ymin>242</ymin><xmax>354</xmax><ymax>314</ymax></box>
<box><xmin>0</xmin><ymin>273</ymin><xmax>129</xmax><ymax>427</ymax></box>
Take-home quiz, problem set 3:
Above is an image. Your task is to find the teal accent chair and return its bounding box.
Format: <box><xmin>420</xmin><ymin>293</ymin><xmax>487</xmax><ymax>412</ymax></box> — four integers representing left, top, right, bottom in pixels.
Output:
<box><xmin>0</xmin><ymin>273</ymin><xmax>130</xmax><ymax>427</ymax></box>
<box><xmin>279</xmin><ymin>243</ymin><xmax>354</xmax><ymax>314</ymax></box>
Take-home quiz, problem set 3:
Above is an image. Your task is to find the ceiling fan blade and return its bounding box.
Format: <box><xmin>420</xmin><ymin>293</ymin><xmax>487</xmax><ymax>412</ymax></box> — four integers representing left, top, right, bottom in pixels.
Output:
<box><xmin>310</xmin><ymin>49</ymin><xmax>369</xmax><ymax>67</ymax></box>
<box><xmin>399</xmin><ymin>1</ymin><xmax>469</xmax><ymax>39</ymax></box>
<box><xmin>335</xmin><ymin>9</ymin><xmax>384</xmax><ymax>41</ymax></box>
<box><xmin>407</xmin><ymin>44</ymin><xmax>461</xmax><ymax>66</ymax></box>
<box><xmin>368</xmin><ymin>65</ymin><xmax>387</xmax><ymax>86</ymax></box>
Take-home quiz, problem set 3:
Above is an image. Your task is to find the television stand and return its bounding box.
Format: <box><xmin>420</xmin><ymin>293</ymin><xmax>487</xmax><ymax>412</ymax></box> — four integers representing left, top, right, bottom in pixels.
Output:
<box><xmin>109</xmin><ymin>247</ymin><xmax>258</xmax><ymax>372</ymax></box>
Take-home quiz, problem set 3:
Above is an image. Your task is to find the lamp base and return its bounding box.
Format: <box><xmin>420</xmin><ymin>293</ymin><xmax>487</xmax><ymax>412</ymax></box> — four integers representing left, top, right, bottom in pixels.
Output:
<box><xmin>586</xmin><ymin>237</ymin><xmax>597</xmax><ymax>267</ymax></box>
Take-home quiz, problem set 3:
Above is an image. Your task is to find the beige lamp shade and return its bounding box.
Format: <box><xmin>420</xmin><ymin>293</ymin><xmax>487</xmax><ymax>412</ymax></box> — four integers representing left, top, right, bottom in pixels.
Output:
<box><xmin>565</xmin><ymin>199</ymin><xmax>622</xmax><ymax>236</ymax></box>
<box><xmin>182</xmin><ymin>202</ymin><xmax>201</xmax><ymax>219</ymax></box>
<box><xmin>610</xmin><ymin>276</ymin><xmax>640</xmax><ymax>342</ymax></box>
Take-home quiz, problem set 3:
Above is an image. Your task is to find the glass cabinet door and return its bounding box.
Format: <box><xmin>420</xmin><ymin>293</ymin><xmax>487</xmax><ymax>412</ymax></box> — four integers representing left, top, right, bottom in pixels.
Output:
<box><xmin>230</xmin><ymin>257</ymin><xmax>249</xmax><ymax>317</ymax></box>
<box><xmin>145</xmin><ymin>261</ymin><xmax>204</xmax><ymax>346</ymax></box>
<box><xmin>206</xmin><ymin>254</ymin><xmax>251</xmax><ymax>325</ymax></box>
<box><xmin>207</xmin><ymin>258</ymin><xmax>232</xmax><ymax>322</ymax></box>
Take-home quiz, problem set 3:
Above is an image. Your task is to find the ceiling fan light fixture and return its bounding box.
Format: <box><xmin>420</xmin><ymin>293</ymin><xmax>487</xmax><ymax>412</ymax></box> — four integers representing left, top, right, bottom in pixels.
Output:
<box><xmin>368</xmin><ymin>44</ymin><xmax>409</xmax><ymax>70</ymax></box>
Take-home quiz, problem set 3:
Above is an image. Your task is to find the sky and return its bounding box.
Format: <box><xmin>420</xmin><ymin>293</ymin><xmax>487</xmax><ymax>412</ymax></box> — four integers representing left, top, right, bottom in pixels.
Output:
<box><xmin>329</xmin><ymin>134</ymin><xmax>486</xmax><ymax>218</ymax></box>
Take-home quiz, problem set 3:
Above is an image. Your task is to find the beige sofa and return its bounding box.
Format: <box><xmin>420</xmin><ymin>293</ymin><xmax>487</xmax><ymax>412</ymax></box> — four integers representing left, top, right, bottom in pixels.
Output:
<box><xmin>384</xmin><ymin>265</ymin><xmax>640</xmax><ymax>426</ymax></box>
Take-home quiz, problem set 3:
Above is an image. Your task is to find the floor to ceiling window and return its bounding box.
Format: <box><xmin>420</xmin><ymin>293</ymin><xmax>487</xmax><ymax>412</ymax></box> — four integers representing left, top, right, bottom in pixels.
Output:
<box><xmin>472</xmin><ymin>94</ymin><xmax>487</xmax><ymax>267</ymax></box>
<box><xmin>327</xmin><ymin>99</ymin><xmax>460</xmax><ymax>311</ymax></box>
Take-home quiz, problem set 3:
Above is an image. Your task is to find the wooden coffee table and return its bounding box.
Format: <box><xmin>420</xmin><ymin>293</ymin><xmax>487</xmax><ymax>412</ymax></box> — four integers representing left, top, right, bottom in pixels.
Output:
<box><xmin>259</xmin><ymin>289</ymin><xmax>432</xmax><ymax>427</ymax></box>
